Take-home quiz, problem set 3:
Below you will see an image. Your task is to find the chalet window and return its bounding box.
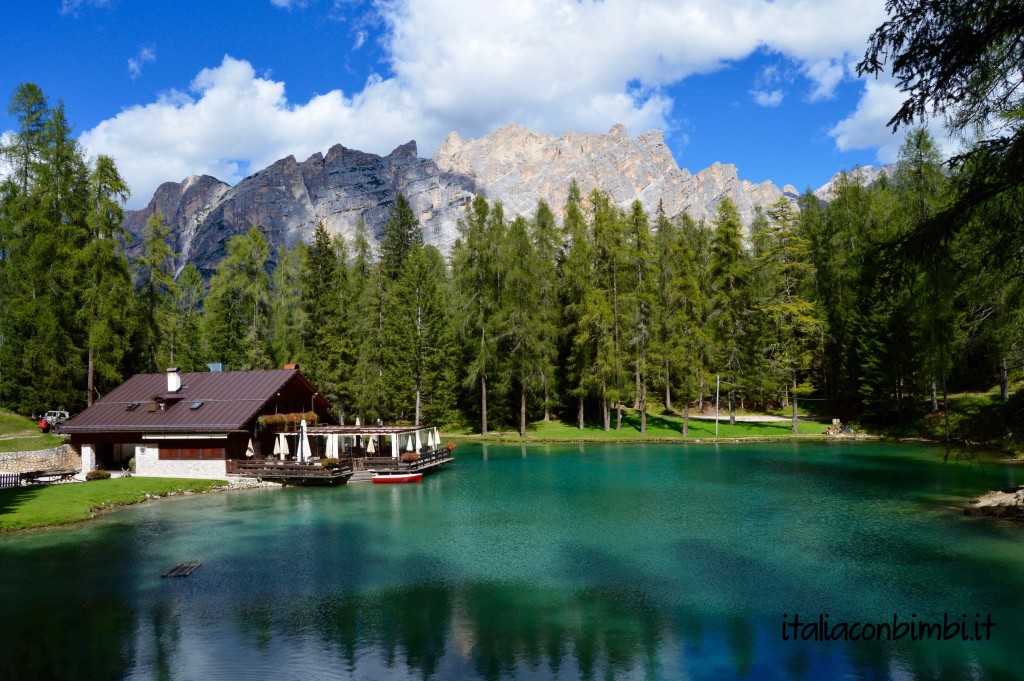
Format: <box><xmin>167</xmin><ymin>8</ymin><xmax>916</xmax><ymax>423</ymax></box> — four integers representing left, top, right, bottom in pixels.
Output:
<box><xmin>159</xmin><ymin>446</ymin><xmax>226</xmax><ymax>460</ymax></box>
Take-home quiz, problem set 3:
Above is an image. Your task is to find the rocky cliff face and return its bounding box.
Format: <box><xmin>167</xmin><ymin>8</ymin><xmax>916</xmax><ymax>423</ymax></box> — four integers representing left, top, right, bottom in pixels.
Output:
<box><xmin>814</xmin><ymin>164</ymin><xmax>896</xmax><ymax>201</ymax></box>
<box><xmin>433</xmin><ymin>124</ymin><xmax>798</xmax><ymax>228</ymax></box>
<box><xmin>125</xmin><ymin>142</ymin><xmax>473</xmax><ymax>274</ymax></box>
<box><xmin>123</xmin><ymin>124</ymin><xmax>801</xmax><ymax>272</ymax></box>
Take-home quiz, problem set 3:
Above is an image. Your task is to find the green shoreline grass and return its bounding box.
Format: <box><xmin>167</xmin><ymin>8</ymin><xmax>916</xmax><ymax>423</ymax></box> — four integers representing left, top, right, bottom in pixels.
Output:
<box><xmin>443</xmin><ymin>407</ymin><xmax>855</xmax><ymax>444</ymax></box>
<box><xmin>0</xmin><ymin>478</ymin><xmax>227</xmax><ymax>533</ymax></box>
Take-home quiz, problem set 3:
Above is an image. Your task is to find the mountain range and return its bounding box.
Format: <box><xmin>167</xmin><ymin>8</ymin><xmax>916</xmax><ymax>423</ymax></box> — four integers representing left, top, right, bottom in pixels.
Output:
<box><xmin>122</xmin><ymin>124</ymin><xmax>870</xmax><ymax>273</ymax></box>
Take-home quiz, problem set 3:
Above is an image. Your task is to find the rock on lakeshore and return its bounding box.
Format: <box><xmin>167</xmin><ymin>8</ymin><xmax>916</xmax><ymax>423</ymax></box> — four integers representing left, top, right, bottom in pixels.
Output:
<box><xmin>965</xmin><ymin>485</ymin><xmax>1024</xmax><ymax>519</ymax></box>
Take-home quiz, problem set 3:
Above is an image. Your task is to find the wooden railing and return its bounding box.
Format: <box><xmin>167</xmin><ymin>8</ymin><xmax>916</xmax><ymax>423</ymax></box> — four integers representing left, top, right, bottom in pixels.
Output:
<box><xmin>227</xmin><ymin>459</ymin><xmax>353</xmax><ymax>478</ymax></box>
<box><xmin>357</xmin><ymin>447</ymin><xmax>453</xmax><ymax>472</ymax></box>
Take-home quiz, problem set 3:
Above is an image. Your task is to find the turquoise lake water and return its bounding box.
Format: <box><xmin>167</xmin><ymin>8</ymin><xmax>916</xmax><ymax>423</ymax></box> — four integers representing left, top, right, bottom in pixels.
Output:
<box><xmin>2</xmin><ymin>441</ymin><xmax>1023</xmax><ymax>680</ymax></box>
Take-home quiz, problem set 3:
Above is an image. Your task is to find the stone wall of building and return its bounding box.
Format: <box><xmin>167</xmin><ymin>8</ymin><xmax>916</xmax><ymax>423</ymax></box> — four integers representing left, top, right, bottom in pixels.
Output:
<box><xmin>135</xmin><ymin>446</ymin><xmax>227</xmax><ymax>479</ymax></box>
<box><xmin>0</xmin><ymin>444</ymin><xmax>81</xmax><ymax>473</ymax></box>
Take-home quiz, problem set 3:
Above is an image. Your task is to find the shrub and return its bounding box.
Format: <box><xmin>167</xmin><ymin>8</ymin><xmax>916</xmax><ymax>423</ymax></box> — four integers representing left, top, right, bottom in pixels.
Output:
<box><xmin>401</xmin><ymin>451</ymin><xmax>420</xmax><ymax>463</ymax></box>
<box><xmin>86</xmin><ymin>470</ymin><xmax>111</xmax><ymax>481</ymax></box>
<box><xmin>128</xmin><ymin>457</ymin><xmax>136</xmax><ymax>473</ymax></box>
<box><xmin>321</xmin><ymin>458</ymin><xmax>339</xmax><ymax>469</ymax></box>
<box><xmin>445</xmin><ymin>441</ymin><xmax>457</xmax><ymax>451</ymax></box>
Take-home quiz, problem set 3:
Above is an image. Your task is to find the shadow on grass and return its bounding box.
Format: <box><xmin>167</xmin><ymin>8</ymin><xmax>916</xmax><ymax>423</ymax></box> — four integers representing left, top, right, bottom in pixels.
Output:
<box><xmin>0</xmin><ymin>484</ymin><xmax>43</xmax><ymax>520</ymax></box>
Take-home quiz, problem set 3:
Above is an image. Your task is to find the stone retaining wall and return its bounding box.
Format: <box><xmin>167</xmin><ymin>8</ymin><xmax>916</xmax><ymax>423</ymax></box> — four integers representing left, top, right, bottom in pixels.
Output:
<box><xmin>0</xmin><ymin>444</ymin><xmax>81</xmax><ymax>473</ymax></box>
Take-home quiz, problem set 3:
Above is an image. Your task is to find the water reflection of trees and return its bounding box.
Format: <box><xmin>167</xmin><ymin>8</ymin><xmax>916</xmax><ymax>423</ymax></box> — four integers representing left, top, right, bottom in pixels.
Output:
<box><xmin>238</xmin><ymin>581</ymin><xmax>669</xmax><ymax>680</ymax></box>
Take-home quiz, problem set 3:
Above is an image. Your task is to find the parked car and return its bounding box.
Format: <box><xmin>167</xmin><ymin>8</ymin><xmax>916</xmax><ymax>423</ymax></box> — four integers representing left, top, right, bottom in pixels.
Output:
<box><xmin>44</xmin><ymin>410</ymin><xmax>70</xmax><ymax>425</ymax></box>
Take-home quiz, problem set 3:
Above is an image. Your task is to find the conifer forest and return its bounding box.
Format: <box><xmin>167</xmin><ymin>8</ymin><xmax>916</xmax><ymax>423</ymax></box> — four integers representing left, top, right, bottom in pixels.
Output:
<box><xmin>2</xmin><ymin>0</ymin><xmax>1022</xmax><ymax>440</ymax></box>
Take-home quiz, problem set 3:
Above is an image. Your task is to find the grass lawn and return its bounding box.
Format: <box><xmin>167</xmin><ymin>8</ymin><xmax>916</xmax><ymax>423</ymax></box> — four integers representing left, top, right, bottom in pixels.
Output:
<box><xmin>448</xmin><ymin>406</ymin><xmax>836</xmax><ymax>443</ymax></box>
<box><xmin>0</xmin><ymin>477</ymin><xmax>227</xmax><ymax>532</ymax></box>
<box><xmin>0</xmin><ymin>409</ymin><xmax>67</xmax><ymax>453</ymax></box>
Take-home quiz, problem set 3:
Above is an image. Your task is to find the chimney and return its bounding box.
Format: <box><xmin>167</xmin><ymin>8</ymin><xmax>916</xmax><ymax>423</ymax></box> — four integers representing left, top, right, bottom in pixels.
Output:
<box><xmin>167</xmin><ymin>367</ymin><xmax>181</xmax><ymax>393</ymax></box>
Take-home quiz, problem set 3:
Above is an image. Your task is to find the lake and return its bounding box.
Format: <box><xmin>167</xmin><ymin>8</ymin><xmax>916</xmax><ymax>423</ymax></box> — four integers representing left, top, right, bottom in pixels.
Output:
<box><xmin>1</xmin><ymin>441</ymin><xmax>1023</xmax><ymax>680</ymax></box>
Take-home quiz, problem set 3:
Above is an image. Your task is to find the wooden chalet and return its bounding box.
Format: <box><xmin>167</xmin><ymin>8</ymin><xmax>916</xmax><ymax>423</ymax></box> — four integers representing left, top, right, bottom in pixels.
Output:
<box><xmin>59</xmin><ymin>367</ymin><xmax>334</xmax><ymax>478</ymax></box>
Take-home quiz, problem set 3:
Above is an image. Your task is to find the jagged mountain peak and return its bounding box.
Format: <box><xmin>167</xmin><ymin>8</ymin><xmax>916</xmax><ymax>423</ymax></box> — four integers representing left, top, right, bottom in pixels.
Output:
<box><xmin>123</xmin><ymin>124</ymin><xmax>799</xmax><ymax>273</ymax></box>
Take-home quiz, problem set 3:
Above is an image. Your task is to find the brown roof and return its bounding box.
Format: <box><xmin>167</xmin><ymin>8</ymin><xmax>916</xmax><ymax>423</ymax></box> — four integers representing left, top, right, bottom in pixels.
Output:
<box><xmin>59</xmin><ymin>369</ymin><xmax>328</xmax><ymax>434</ymax></box>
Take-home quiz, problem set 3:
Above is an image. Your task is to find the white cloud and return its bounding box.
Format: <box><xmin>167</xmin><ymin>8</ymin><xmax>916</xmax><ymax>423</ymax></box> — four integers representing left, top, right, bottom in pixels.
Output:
<box><xmin>830</xmin><ymin>77</ymin><xmax>960</xmax><ymax>163</ymax></box>
<box><xmin>353</xmin><ymin>30</ymin><xmax>368</xmax><ymax>50</ymax></box>
<box><xmin>270</xmin><ymin>0</ymin><xmax>308</xmax><ymax>8</ymax></box>
<box><xmin>801</xmin><ymin>58</ymin><xmax>845</xmax><ymax>102</ymax></box>
<box><xmin>59</xmin><ymin>0</ymin><xmax>110</xmax><ymax>16</ymax></box>
<box><xmin>128</xmin><ymin>47</ymin><xmax>156</xmax><ymax>80</ymax></box>
<box><xmin>80</xmin><ymin>0</ymin><xmax>892</xmax><ymax>207</ymax></box>
<box><xmin>752</xmin><ymin>89</ymin><xmax>784</xmax><ymax>107</ymax></box>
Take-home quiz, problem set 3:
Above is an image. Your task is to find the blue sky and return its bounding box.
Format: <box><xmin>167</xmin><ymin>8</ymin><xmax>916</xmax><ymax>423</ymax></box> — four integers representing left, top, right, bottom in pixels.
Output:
<box><xmin>1</xmin><ymin>0</ymin><xmax>933</xmax><ymax>209</ymax></box>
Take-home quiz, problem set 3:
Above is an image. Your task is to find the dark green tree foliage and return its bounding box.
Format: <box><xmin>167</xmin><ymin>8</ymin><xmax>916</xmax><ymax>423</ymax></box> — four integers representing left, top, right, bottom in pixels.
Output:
<box><xmin>171</xmin><ymin>263</ymin><xmax>205</xmax><ymax>371</ymax></box>
<box><xmin>202</xmin><ymin>227</ymin><xmax>271</xmax><ymax>370</ymax></box>
<box><xmin>396</xmin><ymin>244</ymin><xmax>456</xmax><ymax>426</ymax></box>
<box><xmin>860</xmin><ymin>0</ymin><xmax>1024</xmax><ymax>410</ymax></box>
<box><xmin>301</xmin><ymin>223</ymin><xmax>346</xmax><ymax>408</ymax></box>
<box><xmin>134</xmin><ymin>211</ymin><xmax>176</xmax><ymax>372</ymax></box>
<box><xmin>654</xmin><ymin>208</ymin><xmax>708</xmax><ymax>435</ymax></box>
<box><xmin>893</xmin><ymin>129</ymin><xmax>952</xmax><ymax>412</ymax></box>
<box><xmin>709</xmin><ymin>197</ymin><xmax>748</xmax><ymax>424</ymax></box>
<box><xmin>0</xmin><ymin>85</ymin><xmax>102</xmax><ymax>413</ymax></box>
<box><xmin>581</xmin><ymin>189</ymin><xmax>626</xmax><ymax>431</ymax></box>
<box><xmin>558</xmin><ymin>180</ymin><xmax>594</xmax><ymax>429</ymax></box>
<box><xmin>377</xmin><ymin>198</ymin><xmax>431</xmax><ymax>423</ymax></box>
<box><xmin>499</xmin><ymin>215</ymin><xmax>550</xmax><ymax>436</ymax></box>
<box><xmin>348</xmin><ymin>219</ymin><xmax>388</xmax><ymax>422</ymax></box>
<box><xmin>624</xmin><ymin>200</ymin><xmax>655</xmax><ymax>433</ymax></box>
<box><xmin>269</xmin><ymin>242</ymin><xmax>307</xmax><ymax>369</ymax></box>
<box><xmin>451</xmin><ymin>196</ymin><xmax>504</xmax><ymax>434</ymax></box>
<box><xmin>753</xmin><ymin>199</ymin><xmax>823</xmax><ymax>432</ymax></box>
<box><xmin>379</xmin><ymin>193</ymin><xmax>421</xmax><ymax>279</ymax></box>
<box><xmin>530</xmin><ymin>199</ymin><xmax>562</xmax><ymax>420</ymax></box>
<box><xmin>80</xmin><ymin>155</ymin><xmax>133</xmax><ymax>405</ymax></box>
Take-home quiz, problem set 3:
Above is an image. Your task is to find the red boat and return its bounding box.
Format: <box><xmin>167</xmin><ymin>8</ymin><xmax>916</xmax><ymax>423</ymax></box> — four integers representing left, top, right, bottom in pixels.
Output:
<box><xmin>372</xmin><ymin>472</ymin><xmax>422</xmax><ymax>484</ymax></box>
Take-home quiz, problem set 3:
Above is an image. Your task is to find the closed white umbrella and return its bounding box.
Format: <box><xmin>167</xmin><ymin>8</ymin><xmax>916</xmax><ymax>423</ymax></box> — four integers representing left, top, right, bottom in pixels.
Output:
<box><xmin>245</xmin><ymin>437</ymin><xmax>256</xmax><ymax>459</ymax></box>
<box><xmin>406</xmin><ymin>435</ymin><xmax>414</xmax><ymax>452</ymax></box>
<box><xmin>367</xmin><ymin>436</ymin><xmax>377</xmax><ymax>454</ymax></box>
<box><xmin>274</xmin><ymin>433</ymin><xmax>285</xmax><ymax>460</ymax></box>
<box><xmin>298</xmin><ymin>419</ymin><xmax>311</xmax><ymax>463</ymax></box>
<box><xmin>415</xmin><ymin>429</ymin><xmax>422</xmax><ymax>452</ymax></box>
<box><xmin>328</xmin><ymin>434</ymin><xmax>338</xmax><ymax>458</ymax></box>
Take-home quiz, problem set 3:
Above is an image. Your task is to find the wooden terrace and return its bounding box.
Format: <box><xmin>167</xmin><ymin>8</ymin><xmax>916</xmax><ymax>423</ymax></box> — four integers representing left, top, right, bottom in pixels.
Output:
<box><xmin>226</xmin><ymin>459</ymin><xmax>353</xmax><ymax>484</ymax></box>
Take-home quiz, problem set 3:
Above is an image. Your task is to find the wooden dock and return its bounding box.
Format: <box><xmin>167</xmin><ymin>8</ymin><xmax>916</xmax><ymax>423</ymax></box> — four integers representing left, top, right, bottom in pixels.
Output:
<box><xmin>162</xmin><ymin>561</ymin><xmax>202</xmax><ymax>578</ymax></box>
<box><xmin>354</xmin><ymin>448</ymin><xmax>455</xmax><ymax>475</ymax></box>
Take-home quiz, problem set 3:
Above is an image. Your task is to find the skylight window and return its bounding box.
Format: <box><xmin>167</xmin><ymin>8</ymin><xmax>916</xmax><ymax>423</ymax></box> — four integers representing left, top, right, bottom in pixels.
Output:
<box><xmin>125</xmin><ymin>402</ymin><xmax>140</xmax><ymax>411</ymax></box>
<box><xmin>189</xmin><ymin>401</ymin><xmax>204</xmax><ymax>410</ymax></box>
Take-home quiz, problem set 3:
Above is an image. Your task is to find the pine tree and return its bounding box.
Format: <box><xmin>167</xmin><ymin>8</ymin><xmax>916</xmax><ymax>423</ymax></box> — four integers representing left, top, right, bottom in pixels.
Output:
<box><xmin>451</xmin><ymin>196</ymin><xmax>506</xmax><ymax>434</ymax></box>
<box><xmin>134</xmin><ymin>211</ymin><xmax>177</xmax><ymax>372</ymax></box>
<box><xmin>530</xmin><ymin>199</ymin><xmax>562</xmax><ymax>421</ymax></box>
<box><xmin>269</xmin><ymin>242</ymin><xmax>307</xmax><ymax>369</ymax></box>
<box><xmin>500</xmin><ymin>215</ymin><xmax>549</xmax><ymax>436</ymax></box>
<box><xmin>80</xmin><ymin>155</ymin><xmax>133</xmax><ymax>405</ymax></box>
<box><xmin>624</xmin><ymin>200</ymin><xmax>655</xmax><ymax>433</ymax></box>
<box><xmin>380</xmin><ymin>193</ymin><xmax>421</xmax><ymax>279</ymax></box>
<box><xmin>302</xmin><ymin>223</ymin><xmax>346</xmax><ymax>407</ymax></box>
<box><xmin>709</xmin><ymin>197</ymin><xmax>748</xmax><ymax>425</ymax></box>
<box><xmin>558</xmin><ymin>180</ymin><xmax>594</xmax><ymax>429</ymax></box>
<box><xmin>171</xmin><ymin>263</ymin><xmax>205</xmax><ymax>371</ymax></box>
<box><xmin>203</xmin><ymin>227</ymin><xmax>271</xmax><ymax>370</ymax></box>
<box><xmin>754</xmin><ymin>198</ymin><xmax>823</xmax><ymax>432</ymax></box>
